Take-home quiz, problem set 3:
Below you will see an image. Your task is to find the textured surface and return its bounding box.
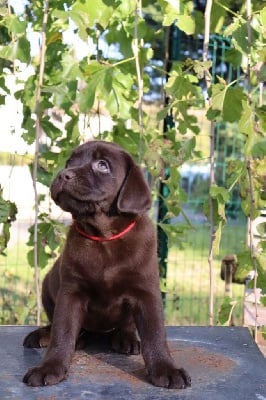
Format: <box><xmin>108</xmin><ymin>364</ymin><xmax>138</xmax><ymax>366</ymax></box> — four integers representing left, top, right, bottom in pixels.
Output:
<box><xmin>0</xmin><ymin>326</ymin><xmax>265</xmax><ymax>400</ymax></box>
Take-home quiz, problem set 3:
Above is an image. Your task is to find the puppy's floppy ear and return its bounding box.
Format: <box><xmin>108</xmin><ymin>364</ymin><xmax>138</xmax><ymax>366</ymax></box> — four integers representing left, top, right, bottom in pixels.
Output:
<box><xmin>117</xmin><ymin>165</ymin><xmax>152</xmax><ymax>214</ymax></box>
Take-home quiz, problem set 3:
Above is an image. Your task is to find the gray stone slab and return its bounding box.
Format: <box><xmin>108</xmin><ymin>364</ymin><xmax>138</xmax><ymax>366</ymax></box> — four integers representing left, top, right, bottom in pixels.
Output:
<box><xmin>0</xmin><ymin>326</ymin><xmax>265</xmax><ymax>400</ymax></box>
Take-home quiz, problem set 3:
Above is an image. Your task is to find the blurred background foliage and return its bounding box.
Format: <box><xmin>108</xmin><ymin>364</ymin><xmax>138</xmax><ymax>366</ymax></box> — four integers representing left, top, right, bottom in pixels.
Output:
<box><xmin>0</xmin><ymin>0</ymin><xmax>265</xmax><ymax>328</ymax></box>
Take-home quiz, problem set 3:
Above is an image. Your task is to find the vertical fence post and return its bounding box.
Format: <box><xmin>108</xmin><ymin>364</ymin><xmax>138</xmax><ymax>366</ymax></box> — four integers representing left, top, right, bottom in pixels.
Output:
<box><xmin>157</xmin><ymin>181</ymin><xmax>169</xmax><ymax>306</ymax></box>
<box><xmin>158</xmin><ymin>25</ymin><xmax>181</xmax><ymax>305</ymax></box>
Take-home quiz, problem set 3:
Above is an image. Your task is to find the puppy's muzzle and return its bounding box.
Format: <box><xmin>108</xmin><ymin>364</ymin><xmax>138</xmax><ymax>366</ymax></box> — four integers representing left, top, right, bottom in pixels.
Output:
<box><xmin>58</xmin><ymin>169</ymin><xmax>75</xmax><ymax>182</ymax></box>
<box><xmin>50</xmin><ymin>169</ymin><xmax>76</xmax><ymax>203</ymax></box>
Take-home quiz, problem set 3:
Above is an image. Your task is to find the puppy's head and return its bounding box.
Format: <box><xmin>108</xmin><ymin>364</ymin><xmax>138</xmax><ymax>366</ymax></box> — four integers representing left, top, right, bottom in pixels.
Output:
<box><xmin>51</xmin><ymin>141</ymin><xmax>151</xmax><ymax>218</ymax></box>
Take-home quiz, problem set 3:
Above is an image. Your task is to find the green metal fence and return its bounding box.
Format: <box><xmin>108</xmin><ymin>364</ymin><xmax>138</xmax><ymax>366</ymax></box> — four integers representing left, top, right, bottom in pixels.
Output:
<box><xmin>163</xmin><ymin>31</ymin><xmax>247</xmax><ymax>326</ymax></box>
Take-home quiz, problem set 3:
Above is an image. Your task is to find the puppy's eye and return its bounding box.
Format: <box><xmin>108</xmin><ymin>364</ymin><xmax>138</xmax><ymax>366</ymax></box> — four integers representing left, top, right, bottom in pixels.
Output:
<box><xmin>93</xmin><ymin>160</ymin><xmax>110</xmax><ymax>173</ymax></box>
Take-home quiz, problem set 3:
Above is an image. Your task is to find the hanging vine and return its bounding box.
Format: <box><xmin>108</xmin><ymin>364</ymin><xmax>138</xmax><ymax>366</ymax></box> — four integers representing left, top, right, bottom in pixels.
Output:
<box><xmin>133</xmin><ymin>0</ymin><xmax>144</xmax><ymax>161</ymax></box>
<box><xmin>246</xmin><ymin>0</ymin><xmax>259</xmax><ymax>340</ymax></box>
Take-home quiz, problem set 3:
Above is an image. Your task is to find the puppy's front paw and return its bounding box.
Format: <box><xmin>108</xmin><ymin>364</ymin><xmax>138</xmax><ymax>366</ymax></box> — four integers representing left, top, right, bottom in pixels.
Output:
<box><xmin>149</xmin><ymin>363</ymin><xmax>191</xmax><ymax>389</ymax></box>
<box><xmin>23</xmin><ymin>362</ymin><xmax>67</xmax><ymax>386</ymax></box>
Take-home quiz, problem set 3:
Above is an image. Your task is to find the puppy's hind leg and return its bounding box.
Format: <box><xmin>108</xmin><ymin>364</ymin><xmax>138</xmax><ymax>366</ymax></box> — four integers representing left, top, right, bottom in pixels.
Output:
<box><xmin>23</xmin><ymin>325</ymin><xmax>51</xmax><ymax>348</ymax></box>
<box><xmin>23</xmin><ymin>278</ymin><xmax>55</xmax><ymax>349</ymax></box>
<box><xmin>111</xmin><ymin>313</ymin><xmax>140</xmax><ymax>355</ymax></box>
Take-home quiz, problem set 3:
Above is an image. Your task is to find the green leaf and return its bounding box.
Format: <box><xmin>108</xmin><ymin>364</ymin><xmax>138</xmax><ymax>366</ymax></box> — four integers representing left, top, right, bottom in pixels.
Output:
<box><xmin>244</xmin><ymin>130</ymin><xmax>260</xmax><ymax>157</ymax></box>
<box><xmin>225</xmin><ymin>48</ymin><xmax>242</xmax><ymax>69</ymax></box>
<box><xmin>105</xmin><ymin>71</ymin><xmax>134</xmax><ymax>119</ymax></box>
<box><xmin>157</xmin><ymin>106</ymin><xmax>170</xmax><ymax>121</ymax></box>
<box><xmin>160</xmin><ymin>1</ymin><xmax>179</xmax><ymax>26</ymax></box>
<box><xmin>260</xmin><ymin>7</ymin><xmax>266</xmax><ymax>28</ymax></box>
<box><xmin>194</xmin><ymin>10</ymin><xmax>204</xmax><ymax>34</ymax></box>
<box><xmin>211</xmin><ymin>83</ymin><xmax>226</xmax><ymax>111</ymax></box>
<box><xmin>28</xmin><ymin>160</ymin><xmax>52</xmax><ymax>188</ymax></box>
<box><xmin>105</xmin><ymin>27</ymin><xmax>133</xmax><ymax>58</ymax></box>
<box><xmin>233</xmin><ymin>25</ymin><xmax>247</xmax><ymax>55</ymax></box>
<box><xmin>251</xmin><ymin>138</ymin><xmax>266</xmax><ymax>158</ymax></box>
<box><xmin>210</xmin><ymin>185</ymin><xmax>230</xmax><ymax>203</ymax></box>
<box><xmin>239</xmin><ymin>101</ymin><xmax>254</xmax><ymax>136</ymax></box>
<box><xmin>261</xmin><ymin>297</ymin><xmax>266</xmax><ymax>306</ymax></box>
<box><xmin>223</xmin><ymin>17</ymin><xmax>240</xmax><ymax>37</ymax></box>
<box><xmin>124</xmin><ymin>17</ymin><xmax>147</xmax><ymax>39</ymax></box>
<box><xmin>0</xmin><ymin>190</ymin><xmax>17</xmax><ymax>223</ymax></box>
<box><xmin>78</xmin><ymin>83</ymin><xmax>97</xmax><ymax>112</ymax></box>
<box><xmin>256</xmin><ymin>105</ymin><xmax>266</xmax><ymax>133</ymax></box>
<box><xmin>158</xmin><ymin>0</ymin><xmax>195</xmax><ymax>34</ymax></box>
<box><xmin>226</xmin><ymin>159</ymin><xmax>246</xmax><ymax>190</ymax></box>
<box><xmin>5</xmin><ymin>14</ymin><xmax>27</xmax><ymax>34</ymax></box>
<box><xmin>206</xmin><ymin>107</ymin><xmax>221</xmax><ymax>121</ymax></box>
<box><xmin>160</xmin><ymin>277</ymin><xmax>168</xmax><ymax>293</ymax></box>
<box><xmin>67</xmin><ymin>10</ymin><xmax>89</xmax><ymax>41</ymax></box>
<box><xmin>181</xmin><ymin>136</ymin><xmax>196</xmax><ymax>159</ymax></box>
<box><xmin>231</xmin><ymin>21</ymin><xmax>259</xmax><ymax>56</ymax></box>
<box><xmin>0</xmin><ymin>188</ymin><xmax>17</xmax><ymax>254</ymax></box>
<box><xmin>176</xmin><ymin>15</ymin><xmax>195</xmax><ymax>35</ymax></box>
<box><xmin>60</xmin><ymin>52</ymin><xmax>81</xmax><ymax>80</ymax></box>
<box><xmin>52</xmin><ymin>80</ymin><xmax>78</xmax><ymax>110</ymax></box>
<box><xmin>40</xmin><ymin>119</ymin><xmax>62</xmax><ymax>140</ymax></box>
<box><xmin>0</xmin><ymin>76</ymin><xmax>10</xmax><ymax>95</ymax></box>
<box><xmin>212</xmin><ymin>221</ymin><xmax>224</xmax><ymax>255</ymax></box>
<box><xmin>78</xmin><ymin>61</ymin><xmax>115</xmax><ymax>112</ymax></box>
<box><xmin>203</xmin><ymin>197</ymin><xmax>221</xmax><ymax>226</ymax></box>
<box><xmin>241</xmin><ymin>198</ymin><xmax>252</xmax><ymax>217</ymax></box>
<box><xmin>234</xmin><ymin>253</ymin><xmax>253</xmax><ymax>283</ymax></box>
<box><xmin>256</xmin><ymin>222</ymin><xmax>266</xmax><ymax>238</ymax></box>
<box><xmin>204</xmin><ymin>185</ymin><xmax>230</xmax><ymax>229</ymax></box>
<box><xmin>257</xmin><ymin>264</ymin><xmax>266</xmax><ymax>295</ymax></box>
<box><xmin>0</xmin><ymin>37</ymin><xmax>30</xmax><ymax>63</ymax></box>
<box><xmin>210</xmin><ymin>0</ymin><xmax>227</xmax><ymax>33</ymax></box>
<box><xmin>14</xmin><ymin>37</ymin><xmax>31</xmax><ymax>63</ymax></box>
<box><xmin>211</xmin><ymin>83</ymin><xmax>245</xmax><ymax>122</ymax></box>
<box><xmin>72</xmin><ymin>0</ymin><xmax>114</xmax><ymax>29</ymax></box>
<box><xmin>193</xmin><ymin>60</ymin><xmax>212</xmax><ymax>79</ymax></box>
<box><xmin>165</xmin><ymin>75</ymin><xmax>194</xmax><ymax>99</ymax></box>
<box><xmin>218</xmin><ymin>296</ymin><xmax>238</xmax><ymax>326</ymax></box>
<box><xmin>112</xmin><ymin>0</ymin><xmax>136</xmax><ymax>19</ymax></box>
<box><xmin>27</xmin><ymin>219</ymin><xmax>65</xmax><ymax>269</ymax></box>
<box><xmin>223</xmin><ymin>86</ymin><xmax>245</xmax><ymax>123</ymax></box>
<box><xmin>27</xmin><ymin>247</ymin><xmax>50</xmax><ymax>270</ymax></box>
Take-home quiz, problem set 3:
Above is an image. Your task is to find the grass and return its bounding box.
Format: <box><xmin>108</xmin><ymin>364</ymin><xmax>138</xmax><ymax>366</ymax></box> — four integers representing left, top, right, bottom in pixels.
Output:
<box><xmin>0</xmin><ymin>243</ymin><xmax>50</xmax><ymax>325</ymax></box>
<box><xmin>0</xmin><ymin>221</ymin><xmax>247</xmax><ymax>326</ymax></box>
<box><xmin>0</xmin><ymin>152</ymin><xmax>32</xmax><ymax>166</ymax></box>
<box><xmin>0</xmin><ymin>243</ymin><xmax>33</xmax><ymax>324</ymax></box>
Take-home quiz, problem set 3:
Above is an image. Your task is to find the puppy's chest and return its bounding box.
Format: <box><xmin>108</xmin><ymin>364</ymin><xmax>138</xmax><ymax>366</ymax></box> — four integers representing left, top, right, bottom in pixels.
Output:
<box><xmin>80</xmin><ymin>276</ymin><xmax>129</xmax><ymax>321</ymax></box>
<box><xmin>66</xmin><ymin>240</ymin><xmax>143</xmax><ymax>294</ymax></box>
<box><xmin>80</xmin><ymin>242</ymin><xmax>137</xmax><ymax>276</ymax></box>
<box><xmin>80</xmin><ymin>268</ymin><xmax>133</xmax><ymax>298</ymax></box>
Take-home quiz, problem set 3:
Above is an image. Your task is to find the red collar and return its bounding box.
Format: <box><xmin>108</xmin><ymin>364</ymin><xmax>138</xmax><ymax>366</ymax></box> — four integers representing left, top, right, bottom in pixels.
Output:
<box><xmin>75</xmin><ymin>221</ymin><xmax>136</xmax><ymax>242</ymax></box>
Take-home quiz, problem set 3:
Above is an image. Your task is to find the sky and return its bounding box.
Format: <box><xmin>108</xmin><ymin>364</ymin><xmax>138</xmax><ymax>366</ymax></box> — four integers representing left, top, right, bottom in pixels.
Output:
<box><xmin>10</xmin><ymin>0</ymin><xmax>28</xmax><ymax>15</ymax></box>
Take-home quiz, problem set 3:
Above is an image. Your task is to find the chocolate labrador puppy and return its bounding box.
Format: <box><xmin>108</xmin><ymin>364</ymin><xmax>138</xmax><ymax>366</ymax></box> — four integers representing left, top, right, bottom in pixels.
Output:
<box><xmin>23</xmin><ymin>140</ymin><xmax>191</xmax><ymax>389</ymax></box>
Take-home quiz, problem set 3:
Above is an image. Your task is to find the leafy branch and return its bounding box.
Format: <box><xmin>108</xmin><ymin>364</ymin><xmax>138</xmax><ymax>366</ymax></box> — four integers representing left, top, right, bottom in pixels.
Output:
<box><xmin>133</xmin><ymin>0</ymin><xmax>144</xmax><ymax>160</ymax></box>
<box><xmin>203</xmin><ymin>0</ymin><xmax>215</xmax><ymax>326</ymax></box>
<box><xmin>0</xmin><ymin>187</ymin><xmax>17</xmax><ymax>255</ymax></box>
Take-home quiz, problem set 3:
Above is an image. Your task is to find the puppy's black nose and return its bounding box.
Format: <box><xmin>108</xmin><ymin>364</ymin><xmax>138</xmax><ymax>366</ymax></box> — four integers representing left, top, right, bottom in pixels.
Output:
<box><xmin>58</xmin><ymin>169</ymin><xmax>75</xmax><ymax>181</ymax></box>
